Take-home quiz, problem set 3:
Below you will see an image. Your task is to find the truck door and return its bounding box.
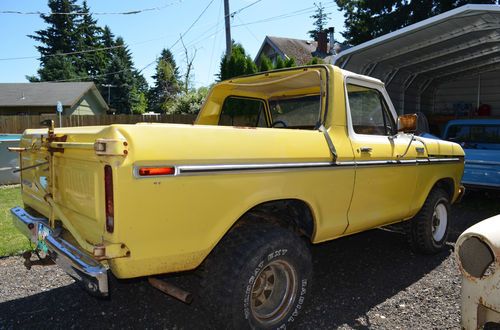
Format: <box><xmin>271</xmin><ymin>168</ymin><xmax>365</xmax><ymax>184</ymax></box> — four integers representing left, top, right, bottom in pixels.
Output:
<box><xmin>344</xmin><ymin>80</ymin><xmax>419</xmax><ymax>234</ymax></box>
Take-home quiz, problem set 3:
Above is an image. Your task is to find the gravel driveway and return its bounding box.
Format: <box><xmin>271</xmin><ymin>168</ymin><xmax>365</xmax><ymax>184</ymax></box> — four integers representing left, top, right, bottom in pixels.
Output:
<box><xmin>1</xmin><ymin>191</ymin><xmax>499</xmax><ymax>329</ymax></box>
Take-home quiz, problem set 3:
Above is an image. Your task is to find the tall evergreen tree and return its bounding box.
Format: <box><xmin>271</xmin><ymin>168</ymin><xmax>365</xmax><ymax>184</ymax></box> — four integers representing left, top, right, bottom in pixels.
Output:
<box><xmin>28</xmin><ymin>1</ymin><xmax>148</xmax><ymax>112</ymax></box>
<box><xmin>29</xmin><ymin>0</ymin><xmax>81</xmax><ymax>81</ymax></box>
<box><xmin>258</xmin><ymin>55</ymin><xmax>273</xmax><ymax>72</ymax></box>
<box><xmin>336</xmin><ymin>0</ymin><xmax>497</xmax><ymax>45</ymax></box>
<box><xmin>129</xmin><ymin>86</ymin><xmax>148</xmax><ymax>114</ymax></box>
<box><xmin>219</xmin><ymin>42</ymin><xmax>257</xmax><ymax>81</ymax></box>
<box><xmin>308</xmin><ymin>2</ymin><xmax>331</xmax><ymax>40</ymax></box>
<box><xmin>75</xmin><ymin>0</ymin><xmax>104</xmax><ymax>78</ymax></box>
<box><xmin>258</xmin><ymin>55</ymin><xmax>296</xmax><ymax>73</ymax></box>
<box><xmin>100</xmin><ymin>37</ymin><xmax>136</xmax><ymax>113</ymax></box>
<box><xmin>30</xmin><ymin>56</ymin><xmax>79</xmax><ymax>82</ymax></box>
<box><xmin>101</xmin><ymin>25</ymin><xmax>116</xmax><ymax>64</ymax></box>
<box><xmin>148</xmin><ymin>49</ymin><xmax>181</xmax><ymax>113</ymax></box>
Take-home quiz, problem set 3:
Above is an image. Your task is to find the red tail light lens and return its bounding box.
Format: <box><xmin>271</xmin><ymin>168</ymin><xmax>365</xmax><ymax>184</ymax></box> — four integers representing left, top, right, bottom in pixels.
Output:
<box><xmin>104</xmin><ymin>165</ymin><xmax>114</xmax><ymax>233</ymax></box>
<box><xmin>138</xmin><ymin>167</ymin><xmax>175</xmax><ymax>176</ymax></box>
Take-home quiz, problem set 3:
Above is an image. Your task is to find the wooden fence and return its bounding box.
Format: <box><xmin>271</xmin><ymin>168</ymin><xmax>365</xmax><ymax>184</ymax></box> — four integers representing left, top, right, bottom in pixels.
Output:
<box><xmin>0</xmin><ymin>114</ymin><xmax>197</xmax><ymax>134</ymax></box>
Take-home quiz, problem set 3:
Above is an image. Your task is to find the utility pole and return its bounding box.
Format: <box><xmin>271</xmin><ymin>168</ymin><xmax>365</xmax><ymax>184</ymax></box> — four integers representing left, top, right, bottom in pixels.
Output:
<box><xmin>224</xmin><ymin>0</ymin><xmax>232</xmax><ymax>59</ymax></box>
<box><xmin>101</xmin><ymin>84</ymin><xmax>117</xmax><ymax>106</ymax></box>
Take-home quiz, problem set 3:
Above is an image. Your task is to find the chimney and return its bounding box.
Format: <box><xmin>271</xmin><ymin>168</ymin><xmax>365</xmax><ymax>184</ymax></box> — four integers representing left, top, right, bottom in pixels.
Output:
<box><xmin>316</xmin><ymin>30</ymin><xmax>328</xmax><ymax>54</ymax></box>
<box><xmin>327</xmin><ymin>27</ymin><xmax>335</xmax><ymax>54</ymax></box>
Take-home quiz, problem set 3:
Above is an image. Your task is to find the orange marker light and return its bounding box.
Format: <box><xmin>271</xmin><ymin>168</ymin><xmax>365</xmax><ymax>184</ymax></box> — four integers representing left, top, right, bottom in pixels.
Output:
<box><xmin>138</xmin><ymin>167</ymin><xmax>175</xmax><ymax>176</ymax></box>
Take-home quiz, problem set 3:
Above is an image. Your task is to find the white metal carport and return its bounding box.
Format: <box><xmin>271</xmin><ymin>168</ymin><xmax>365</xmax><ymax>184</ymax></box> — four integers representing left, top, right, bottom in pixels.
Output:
<box><xmin>333</xmin><ymin>4</ymin><xmax>500</xmax><ymax>132</ymax></box>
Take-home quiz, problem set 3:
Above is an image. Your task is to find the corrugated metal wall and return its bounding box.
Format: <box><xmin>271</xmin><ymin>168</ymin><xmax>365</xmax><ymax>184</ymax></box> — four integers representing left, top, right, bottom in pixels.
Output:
<box><xmin>431</xmin><ymin>70</ymin><xmax>500</xmax><ymax>116</ymax></box>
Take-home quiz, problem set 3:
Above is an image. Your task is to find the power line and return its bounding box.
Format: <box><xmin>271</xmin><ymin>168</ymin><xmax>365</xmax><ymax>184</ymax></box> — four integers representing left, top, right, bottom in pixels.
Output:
<box><xmin>232</xmin><ymin>4</ymin><xmax>336</xmax><ymax>28</ymax></box>
<box><xmin>0</xmin><ymin>44</ymin><xmax>121</xmax><ymax>62</ymax></box>
<box><xmin>0</xmin><ymin>2</ymin><xmax>324</xmax><ymax>63</ymax></box>
<box><xmin>180</xmin><ymin>4</ymin><xmax>333</xmax><ymax>51</ymax></box>
<box><xmin>228</xmin><ymin>0</ymin><xmax>263</xmax><ymax>18</ymax></box>
<box><xmin>52</xmin><ymin>69</ymin><xmax>129</xmax><ymax>82</ymax></box>
<box><xmin>172</xmin><ymin>4</ymin><xmax>332</xmax><ymax>62</ymax></box>
<box><xmin>0</xmin><ymin>0</ymin><xmax>184</xmax><ymax>16</ymax></box>
<box><xmin>169</xmin><ymin>0</ymin><xmax>216</xmax><ymax>50</ymax></box>
<box><xmin>207</xmin><ymin>0</ymin><xmax>224</xmax><ymax>82</ymax></box>
<box><xmin>0</xmin><ymin>34</ymin><xmax>176</xmax><ymax>61</ymax></box>
<box><xmin>58</xmin><ymin>0</ymin><xmax>216</xmax><ymax>83</ymax></box>
<box><xmin>235</xmin><ymin>15</ymin><xmax>259</xmax><ymax>43</ymax></box>
<box><xmin>10</xmin><ymin>2</ymin><xmax>332</xmax><ymax>84</ymax></box>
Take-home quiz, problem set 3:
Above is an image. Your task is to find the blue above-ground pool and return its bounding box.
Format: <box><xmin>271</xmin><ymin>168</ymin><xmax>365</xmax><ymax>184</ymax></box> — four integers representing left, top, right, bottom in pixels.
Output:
<box><xmin>0</xmin><ymin>134</ymin><xmax>21</xmax><ymax>185</ymax></box>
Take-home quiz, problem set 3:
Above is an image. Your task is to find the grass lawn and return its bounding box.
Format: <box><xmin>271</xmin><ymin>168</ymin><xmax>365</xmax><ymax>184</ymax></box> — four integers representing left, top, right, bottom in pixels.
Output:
<box><xmin>0</xmin><ymin>185</ymin><xmax>31</xmax><ymax>256</ymax></box>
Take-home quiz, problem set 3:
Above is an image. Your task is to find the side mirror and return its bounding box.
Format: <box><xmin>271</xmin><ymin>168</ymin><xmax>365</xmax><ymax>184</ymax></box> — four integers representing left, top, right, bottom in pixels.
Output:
<box><xmin>397</xmin><ymin>114</ymin><xmax>418</xmax><ymax>133</ymax></box>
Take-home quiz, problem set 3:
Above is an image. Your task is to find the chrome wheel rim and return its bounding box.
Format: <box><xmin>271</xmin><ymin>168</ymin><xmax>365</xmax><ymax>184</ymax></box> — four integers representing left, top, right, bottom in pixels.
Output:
<box><xmin>432</xmin><ymin>203</ymin><xmax>447</xmax><ymax>241</ymax></box>
<box><xmin>250</xmin><ymin>260</ymin><xmax>297</xmax><ymax>326</ymax></box>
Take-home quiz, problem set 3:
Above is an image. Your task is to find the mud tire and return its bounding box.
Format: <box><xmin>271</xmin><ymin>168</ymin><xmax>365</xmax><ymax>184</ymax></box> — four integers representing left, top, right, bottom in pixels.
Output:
<box><xmin>199</xmin><ymin>218</ymin><xmax>312</xmax><ymax>329</ymax></box>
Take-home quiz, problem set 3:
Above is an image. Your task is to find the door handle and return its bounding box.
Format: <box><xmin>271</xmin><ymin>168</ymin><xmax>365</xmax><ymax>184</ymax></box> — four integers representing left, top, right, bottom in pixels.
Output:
<box><xmin>360</xmin><ymin>147</ymin><xmax>372</xmax><ymax>153</ymax></box>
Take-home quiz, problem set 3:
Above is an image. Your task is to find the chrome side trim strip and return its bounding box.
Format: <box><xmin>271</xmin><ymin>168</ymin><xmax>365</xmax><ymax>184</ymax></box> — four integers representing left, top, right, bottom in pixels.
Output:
<box><xmin>133</xmin><ymin>157</ymin><xmax>461</xmax><ymax>177</ymax></box>
<box><xmin>178</xmin><ymin>162</ymin><xmax>336</xmax><ymax>174</ymax></box>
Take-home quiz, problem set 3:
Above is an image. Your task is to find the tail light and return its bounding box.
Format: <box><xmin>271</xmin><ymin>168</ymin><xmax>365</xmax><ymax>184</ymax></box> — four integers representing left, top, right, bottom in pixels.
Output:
<box><xmin>138</xmin><ymin>167</ymin><xmax>175</xmax><ymax>176</ymax></box>
<box><xmin>104</xmin><ymin>165</ymin><xmax>114</xmax><ymax>233</ymax></box>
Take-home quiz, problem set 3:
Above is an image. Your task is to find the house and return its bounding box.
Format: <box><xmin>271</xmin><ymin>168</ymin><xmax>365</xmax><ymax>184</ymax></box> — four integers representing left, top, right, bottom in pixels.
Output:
<box><xmin>0</xmin><ymin>82</ymin><xmax>108</xmax><ymax>115</ymax></box>
<box><xmin>255</xmin><ymin>29</ymin><xmax>342</xmax><ymax>66</ymax></box>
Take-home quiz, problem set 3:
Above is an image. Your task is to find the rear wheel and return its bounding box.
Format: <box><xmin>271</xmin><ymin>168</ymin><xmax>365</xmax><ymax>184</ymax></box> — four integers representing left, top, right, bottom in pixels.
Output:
<box><xmin>407</xmin><ymin>187</ymin><xmax>450</xmax><ymax>254</ymax></box>
<box><xmin>200</xmin><ymin>219</ymin><xmax>312</xmax><ymax>329</ymax></box>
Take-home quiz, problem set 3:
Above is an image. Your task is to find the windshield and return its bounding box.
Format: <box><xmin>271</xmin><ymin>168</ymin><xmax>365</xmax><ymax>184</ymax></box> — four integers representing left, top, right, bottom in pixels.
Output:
<box><xmin>445</xmin><ymin>124</ymin><xmax>500</xmax><ymax>144</ymax></box>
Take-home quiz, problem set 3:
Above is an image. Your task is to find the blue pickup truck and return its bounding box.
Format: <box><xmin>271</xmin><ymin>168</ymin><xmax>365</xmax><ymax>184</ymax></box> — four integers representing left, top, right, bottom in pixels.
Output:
<box><xmin>442</xmin><ymin>119</ymin><xmax>500</xmax><ymax>189</ymax></box>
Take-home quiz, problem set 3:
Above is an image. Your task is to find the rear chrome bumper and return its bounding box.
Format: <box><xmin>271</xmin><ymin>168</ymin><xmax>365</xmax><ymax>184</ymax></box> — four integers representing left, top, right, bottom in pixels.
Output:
<box><xmin>10</xmin><ymin>206</ymin><xmax>108</xmax><ymax>296</ymax></box>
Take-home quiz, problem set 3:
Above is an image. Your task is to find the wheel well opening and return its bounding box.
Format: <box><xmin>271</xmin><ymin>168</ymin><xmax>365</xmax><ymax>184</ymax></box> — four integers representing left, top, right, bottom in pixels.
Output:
<box><xmin>434</xmin><ymin>178</ymin><xmax>454</xmax><ymax>201</ymax></box>
<box><xmin>238</xmin><ymin>199</ymin><xmax>315</xmax><ymax>240</ymax></box>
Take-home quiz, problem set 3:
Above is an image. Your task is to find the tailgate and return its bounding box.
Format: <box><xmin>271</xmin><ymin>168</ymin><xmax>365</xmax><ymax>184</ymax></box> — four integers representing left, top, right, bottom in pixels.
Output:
<box><xmin>19</xmin><ymin>125</ymin><xmax>126</xmax><ymax>246</ymax></box>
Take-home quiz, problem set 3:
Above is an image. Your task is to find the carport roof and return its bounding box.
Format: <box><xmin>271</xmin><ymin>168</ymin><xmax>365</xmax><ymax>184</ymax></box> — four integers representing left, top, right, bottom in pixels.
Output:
<box><xmin>333</xmin><ymin>4</ymin><xmax>500</xmax><ymax>90</ymax></box>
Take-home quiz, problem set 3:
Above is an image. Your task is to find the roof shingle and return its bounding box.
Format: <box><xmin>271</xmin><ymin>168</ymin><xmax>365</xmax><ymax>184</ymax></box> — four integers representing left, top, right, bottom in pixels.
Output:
<box><xmin>0</xmin><ymin>82</ymin><xmax>96</xmax><ymax>107</ymax></box>
<box><xmin>265</xmin><ymin>36</ymin><xmax>333</xmax><ymax>65</ymax></box>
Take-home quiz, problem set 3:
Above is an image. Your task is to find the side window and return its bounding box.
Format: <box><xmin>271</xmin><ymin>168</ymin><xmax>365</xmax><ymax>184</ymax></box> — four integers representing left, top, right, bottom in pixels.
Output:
<box><xmin>268</xmin><ymin>95</ymin><xmax>320</xmax><ymax>129</ymax></box>
<box><xmin>446</xmin><ymin>125</ymin><xmax>500</xmax><ymax>144</ymax></box>
<box><xmin>219</xmin><ymin>97</ymin><xmax>267</xmax><ymax>127</ymax></box>
<box><xmin>347</xmin><ymin>84</ymin><xmax>395</xmax><ymax>136</ymax></box>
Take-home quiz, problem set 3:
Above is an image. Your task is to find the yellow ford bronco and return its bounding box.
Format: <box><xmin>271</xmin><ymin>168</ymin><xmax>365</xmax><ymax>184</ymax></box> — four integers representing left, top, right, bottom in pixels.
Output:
<box><xmin>11</xmin><ymin>65</ymin><xmax>464</xmax><ymax>328</ymax></box>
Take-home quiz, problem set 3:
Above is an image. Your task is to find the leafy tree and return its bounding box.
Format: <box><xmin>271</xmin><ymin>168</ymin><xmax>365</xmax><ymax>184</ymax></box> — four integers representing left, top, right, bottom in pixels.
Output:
<box><xmin>336</xmin><ymin>0</ymin><xmax>497</xmax><ymax>45</ymax></box>
<box><xmin>29</xmin><ymin>0</ymin><xmax>81</xmax><ymax>81</ymax></box>
<box><xmin>167</xmin><ymin>87</ymin><xmax>209</xmax><ymax>115</ymax></box>
<box><xmin>149</xmin><ymin>49</ymin><xmax>182</xmax><ymax>113</ymax></box>
<box><xmin>308</xmin><ymin>2</ymin><xmax>331</xmax><ymax>40</ymax></box>
<box><xmin>219</xmin><ymin>42</ymin><xmax>257</xmax><ymax>81</ymax></box>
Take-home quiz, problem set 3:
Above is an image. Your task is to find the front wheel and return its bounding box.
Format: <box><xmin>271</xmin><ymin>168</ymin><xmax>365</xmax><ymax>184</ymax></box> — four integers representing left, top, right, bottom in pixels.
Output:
<box><xmin>199</xmin><ymin>220</ymin><xmax>312</xmax><ymax>329</ymax></box>
<box><xmin>407</xmin><ymin>187</ymin><xmax>451</xmax><ymax>254</ymax></box>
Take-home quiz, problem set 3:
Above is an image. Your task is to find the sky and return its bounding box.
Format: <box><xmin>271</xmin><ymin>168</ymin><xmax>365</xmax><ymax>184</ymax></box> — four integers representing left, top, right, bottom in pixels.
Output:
<box><xmin>0</xmin><ymin>0</ymin><xmax>345</xmax><ymax>88</ymax></box>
